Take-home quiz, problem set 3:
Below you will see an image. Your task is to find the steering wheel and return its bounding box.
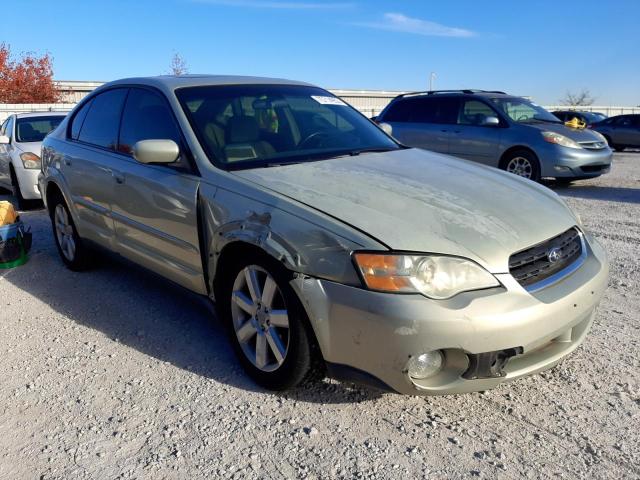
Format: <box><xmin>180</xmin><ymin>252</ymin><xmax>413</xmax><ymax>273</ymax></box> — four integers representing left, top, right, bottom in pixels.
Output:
<box><xmin>298</xmin><ymin>131</ymin><xmax>331</xmax><ymax>149</ymax></box>
<box><xmin>517</xmin><ymin>115</ymin><xmax>529</xmax><ymax>122</ymax></box>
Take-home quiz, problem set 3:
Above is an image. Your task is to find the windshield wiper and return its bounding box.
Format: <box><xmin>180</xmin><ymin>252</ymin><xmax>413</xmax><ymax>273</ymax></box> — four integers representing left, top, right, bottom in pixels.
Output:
<box><xmin>522</xmin><ymin>117</ymin><xmax>562</xmax><ymax>124</ymax></box>
<box><xmin>348</xmin><ymin>146</ymin><xmax>399</xmax><ymax>156</ymax></box>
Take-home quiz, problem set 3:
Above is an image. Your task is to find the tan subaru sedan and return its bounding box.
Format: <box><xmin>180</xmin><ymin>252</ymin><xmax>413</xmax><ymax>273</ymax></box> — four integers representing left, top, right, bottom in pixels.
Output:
<box><xmin>39</xmin><ymin>76</ymin><xmax>609</xmax><ymax>395</ymax></box>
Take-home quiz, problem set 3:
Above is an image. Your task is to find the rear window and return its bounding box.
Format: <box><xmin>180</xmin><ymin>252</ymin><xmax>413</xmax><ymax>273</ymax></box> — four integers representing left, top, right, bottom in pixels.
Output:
<box><xmin>77</xmin><ymin>88</ymin><xmax>128</xmax><ymax>150</ymax></box>
<box><xmin>15</xmin><ymin>116</ymin><xmax>64</xmax><ymax>143</ymax></box>
<box><xmin>381</xmin><ymin>99</ymin><xmax>414</xmax><ymax>122</ymax></box>
<box><xmin>383</xmin><ymin>96</ymin><xmax>459</xmax><ymax>124</ymax></box>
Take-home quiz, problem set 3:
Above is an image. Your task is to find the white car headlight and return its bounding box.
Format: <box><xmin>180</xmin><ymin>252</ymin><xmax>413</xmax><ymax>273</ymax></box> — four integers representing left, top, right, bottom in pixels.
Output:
<box><xmin>353</xmin><ymin>253</ymin><xmax>500</xmax><ymax>300</ymax></box>
<box><xmin>20</xmin><ymin>152</ymin><xmax>41</xmax><ymax>169</ymax></box>
<box><xmin>541</xmin><ymin>131</ymin><xmax>582</xmax><ymax>149</ymax></box>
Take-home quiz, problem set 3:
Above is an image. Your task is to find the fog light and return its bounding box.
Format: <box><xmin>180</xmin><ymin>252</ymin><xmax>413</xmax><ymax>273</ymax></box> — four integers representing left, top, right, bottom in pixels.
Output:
<box><xmin>553</xmin><ymin>165</ymin><xmax>571</xmax><ymax>172</ymax></box>
<box><xmin>407</xmin><ymin>351</ymin><xmax>444</xmax><ymax>379</ymax></box>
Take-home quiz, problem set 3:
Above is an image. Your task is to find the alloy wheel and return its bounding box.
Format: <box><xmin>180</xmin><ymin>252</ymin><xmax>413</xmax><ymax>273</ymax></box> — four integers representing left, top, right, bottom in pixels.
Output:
<box><xmin>54</xmin><ymin>204</ymin><xmax>76</xmax><ymax>262</ymax></box>
<box><xmin>230</xmin><ymin>265</ymin><xmax>290</xmax><ymax>372</ymax></box>
<box><xmin>506</xmin><ymin>156</ymin><xmax>533</xmax><ymax>179</ymax></box>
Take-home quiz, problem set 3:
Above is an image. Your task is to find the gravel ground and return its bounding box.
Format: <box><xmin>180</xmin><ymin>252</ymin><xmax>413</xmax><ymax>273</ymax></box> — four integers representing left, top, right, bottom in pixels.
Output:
<box><xmin>0</xmin><ymin>152</ymin><xmax>638</xmax><ymax>479</ymax></box>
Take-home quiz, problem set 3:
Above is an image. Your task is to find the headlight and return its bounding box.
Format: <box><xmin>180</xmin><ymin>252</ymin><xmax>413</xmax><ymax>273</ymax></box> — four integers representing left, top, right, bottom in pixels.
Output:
<box><xmin>541</xmin><ymin>131</ymin><xmax>582</xmax><ymax>149</ymax></box>
<box><xmin>20</xmin><ymin>152</ymin><xmax>41</xmax><ymax>169</ymax></box>
<box><xmin>591</xmin><ymin>130</ymin><xmax>607</xmax><ymax>143</ymax></box>
<box><xmin>353</xmin><ymin>253</ymin><xmax>500</xmax><ymax>300</ymax></box>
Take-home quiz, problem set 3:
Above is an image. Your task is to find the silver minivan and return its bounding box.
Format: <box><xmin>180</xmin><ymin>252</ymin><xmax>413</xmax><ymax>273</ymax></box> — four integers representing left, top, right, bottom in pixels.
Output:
<box><xmin>376</xmin><ymin>90</ymin><xmax>613</xmax><ymax>183</ymax></box>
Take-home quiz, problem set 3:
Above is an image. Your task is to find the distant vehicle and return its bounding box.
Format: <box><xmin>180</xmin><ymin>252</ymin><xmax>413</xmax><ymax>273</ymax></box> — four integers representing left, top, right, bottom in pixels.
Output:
<box><xmin>552</xmin><ymin>110</ymin><xmax>607</xmax><ymax>127</ymax></box>
<box><xmin>592</xmin><ymin>114</ymin><xmax>640</xmax><ymax>151</ymax></box>
<box><xmin>0</xmin><ymin>112</ymin><xmax>66</xmax><ymax>208</ymax></box>
<box><xmin>38</xmin><ymin>75</ymin><xmax>608</xmax><ymax>396</ymax></box>
<box><xmin>376</xmin><ymin>90</ymin><xmax>612</xmax><ymax>183</ymax></box>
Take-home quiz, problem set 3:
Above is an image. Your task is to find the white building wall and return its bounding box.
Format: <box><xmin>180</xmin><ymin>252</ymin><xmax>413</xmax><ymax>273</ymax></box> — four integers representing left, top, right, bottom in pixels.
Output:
<box><xmin>1</xmin><ymin>81</ymin><xmax>638</xmax><ymax>122</ymax></box>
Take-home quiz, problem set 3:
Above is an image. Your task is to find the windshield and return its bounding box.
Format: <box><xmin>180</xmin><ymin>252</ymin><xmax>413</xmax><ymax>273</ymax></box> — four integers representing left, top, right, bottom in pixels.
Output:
<box><xmin>176</xmin><ymin>85</ymin><xmax>399</xmax><ymax>170</ymax></box>
<box><xmin>584</xmin><ymin>112</ymin><xmax>606</xmax><ymax>123</ymax></box>
<box><xmin>490</xmin><ymin>98</ymin><xmax>561</xmax><ymax>124</ymax></box>
<box><xmin>15</xmin><ymin>116</ymin><xmax>64</xmax><ymax>142</ymax></box>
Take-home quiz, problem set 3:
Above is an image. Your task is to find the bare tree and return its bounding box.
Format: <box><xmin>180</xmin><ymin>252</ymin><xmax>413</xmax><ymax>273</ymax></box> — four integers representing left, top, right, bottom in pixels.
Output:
<box><xmin>561</xmin><ymin>89</ymin><xmax>595</xmax><ymax>106</ymax></box>
<box><xmin>169</xmin><ymin>53</ymin><xmax>188</xmax><ymax>76</ymax></box>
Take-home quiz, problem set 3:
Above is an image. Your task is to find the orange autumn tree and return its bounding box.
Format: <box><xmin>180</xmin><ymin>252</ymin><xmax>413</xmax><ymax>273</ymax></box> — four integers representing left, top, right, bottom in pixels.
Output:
<box><xmin>0</xmin><ymin>43</ymin><xmax>61</xmax><ymax>103</ymax></box>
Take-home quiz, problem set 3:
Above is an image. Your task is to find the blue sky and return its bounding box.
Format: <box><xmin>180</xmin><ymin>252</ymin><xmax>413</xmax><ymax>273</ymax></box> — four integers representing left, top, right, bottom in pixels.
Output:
<box><xmin>3</xmin><ymin>0</ymin><xmax>639</xmax><ymax>105</ymax></box>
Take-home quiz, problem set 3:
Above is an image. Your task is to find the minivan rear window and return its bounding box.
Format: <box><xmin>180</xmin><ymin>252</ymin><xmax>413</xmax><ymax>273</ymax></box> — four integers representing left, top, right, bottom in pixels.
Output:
<box><xmin>383</xmin><ymin>96</ymin><xmax>458</xmax><ymax>124</ymax></box>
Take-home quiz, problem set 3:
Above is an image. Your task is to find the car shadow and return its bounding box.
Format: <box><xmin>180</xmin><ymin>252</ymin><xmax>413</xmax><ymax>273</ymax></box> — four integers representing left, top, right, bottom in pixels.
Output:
<box><xmin>0</xmin><ymin>193</ymin><xmax>383</xmax><ymax>404</ymax></box>
<box><xmin>548</xmin><ymin>182</ymin><xmax>640</xmax><ymax>204</ymax></box>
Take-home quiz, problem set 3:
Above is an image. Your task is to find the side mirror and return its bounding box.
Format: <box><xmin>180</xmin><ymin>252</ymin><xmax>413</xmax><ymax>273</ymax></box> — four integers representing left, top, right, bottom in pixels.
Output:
<box><xmin>132</xmin><ymin>139</ymin><xmax>179</xmax><ymax>164</ymax></box>
<box><xmin>482</xmin><ymin>116</ymin><xmax>500</xmax><ymax>127</ymax></box>
<box><xmin>0</xmin><ymin>135</ymin><xmax>9</xmax><ymax>145</ymax></box>
<box><xmin>378</xmin><ymin>122</ymin><xmax>393</xmax><ymax>136</ymax></box>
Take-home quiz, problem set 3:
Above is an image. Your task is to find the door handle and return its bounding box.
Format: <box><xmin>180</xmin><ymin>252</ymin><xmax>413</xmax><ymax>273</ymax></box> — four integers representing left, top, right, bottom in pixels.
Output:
<box><xmin>112</xmin><ymin>171</ymin><xmax>125</xmax><ymax>184</ymax></box>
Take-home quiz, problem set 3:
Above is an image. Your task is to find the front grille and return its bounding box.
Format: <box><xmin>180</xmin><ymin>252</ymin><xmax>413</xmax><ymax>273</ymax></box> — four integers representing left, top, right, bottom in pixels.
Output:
<box><xmin>579</xmin><ymin>141</ymin><xmax>607</xmax><ymax>150</ymax></box>
<box><xmin>509</xmin><ymin>228</ymin><xmax>583</xmax><ymax>288</ymax></box>
<box><xmin>580</xmin><ymin>164</ymin><xmax>607</xmax><ymax>173</ymax></box>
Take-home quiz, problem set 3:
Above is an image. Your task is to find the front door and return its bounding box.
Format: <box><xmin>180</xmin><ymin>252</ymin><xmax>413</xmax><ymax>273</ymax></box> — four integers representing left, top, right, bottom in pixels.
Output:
<box><xmin>448</xmin><ymin>99</ymin><xmax>503</xmax><ymax>166</ymax></box>
<box><xmin>110</xmin><ymin>87</ymin><xmax>206</xmax><ymax>293</ymax></box>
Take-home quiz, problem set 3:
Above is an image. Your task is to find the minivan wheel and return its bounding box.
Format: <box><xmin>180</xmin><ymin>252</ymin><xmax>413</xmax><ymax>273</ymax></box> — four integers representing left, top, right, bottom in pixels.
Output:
<box><xmin>219</xmin><ymin>253</ymin><xmax>323</xmax><ymax>390</ymax></box>
<box><xmin>49</xmin><ymin>195</ymin><xmax>92</xmax><ymax>271</ymax></box>
<box><xmin>502</xmin><ymin>150</ymin><xmax>541</xmax><ymax>182</ymax></box>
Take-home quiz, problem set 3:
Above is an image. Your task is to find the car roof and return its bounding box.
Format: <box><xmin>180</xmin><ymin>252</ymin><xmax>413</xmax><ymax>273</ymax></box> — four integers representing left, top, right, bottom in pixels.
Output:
<box><xmin>14</xmin><ymin>111</ymin><xmax>68</xmax><ymax>119</ymax></box>
<box><xmin>102</xmin><ymin>75</ymin><xmax>314</xmax><ymax>92</ymax></box>
<box><xmin>393</xmin><ymin>90</ymin><xmax>518</xmax><ymax>102</ymax></box>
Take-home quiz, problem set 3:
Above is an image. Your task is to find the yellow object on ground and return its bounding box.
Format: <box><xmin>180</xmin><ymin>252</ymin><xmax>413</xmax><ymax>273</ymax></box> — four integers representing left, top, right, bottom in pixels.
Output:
<box><xmin>0</xmin><ymin>201</ymin><xmax>18</xmax><ymax>226</ymax></box>
<box><xmin>565</xmin><ymin>117</ymin><xmax>586</xmax><ymax>129</ymax></box>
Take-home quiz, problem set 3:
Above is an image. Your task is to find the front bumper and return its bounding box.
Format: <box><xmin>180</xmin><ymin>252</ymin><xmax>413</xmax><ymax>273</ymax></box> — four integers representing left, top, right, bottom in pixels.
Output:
<box><xmin>538</xmin><ymin>144</ymin><xmax>613</xmax><ymax>179</ymax></box>
<box><xmin>13</xmin><ymin>164</ymin><xmax>41</xmax><ymax>200</ymax></box>
<box><xmin>292</xmin><ymin>235</ymin><xmax>608</xmax><ymax>395</ymax></box>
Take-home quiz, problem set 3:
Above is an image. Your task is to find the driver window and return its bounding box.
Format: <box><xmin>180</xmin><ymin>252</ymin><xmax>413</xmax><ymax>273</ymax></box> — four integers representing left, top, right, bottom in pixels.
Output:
<box><xmin>458</xmin><ymin>100</ymin><xmax>495</xmax><ymax>125</ymax></box>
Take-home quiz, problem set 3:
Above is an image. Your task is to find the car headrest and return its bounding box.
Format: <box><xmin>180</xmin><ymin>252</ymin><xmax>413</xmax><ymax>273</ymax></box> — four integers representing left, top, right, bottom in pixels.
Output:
<box><xmin>227</xmin><ymin>116</ymin><xmax>260</xmax><ymax>144</ymax></box>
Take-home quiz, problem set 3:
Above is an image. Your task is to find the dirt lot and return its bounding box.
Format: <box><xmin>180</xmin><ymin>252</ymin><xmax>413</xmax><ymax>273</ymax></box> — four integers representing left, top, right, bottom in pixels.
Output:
<box><xmin>0</xmin><ymin>152</ymin><xmax>638</xmax><ymax>479</ymax></box>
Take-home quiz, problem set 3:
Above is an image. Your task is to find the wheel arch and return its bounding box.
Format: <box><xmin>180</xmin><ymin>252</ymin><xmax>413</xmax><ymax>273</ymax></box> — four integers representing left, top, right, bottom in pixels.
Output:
<box><xmin>498</xmin><ymin>145</ymin><xmax>539</xmax><ymax>169</ymax></box>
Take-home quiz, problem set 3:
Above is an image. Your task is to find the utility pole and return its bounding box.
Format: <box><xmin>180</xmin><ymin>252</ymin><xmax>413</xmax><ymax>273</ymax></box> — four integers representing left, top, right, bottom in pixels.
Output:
<box><xmin>429</xmin><ymin>72</ymin><xmax>437</xmax><ymax>91</ymax></box>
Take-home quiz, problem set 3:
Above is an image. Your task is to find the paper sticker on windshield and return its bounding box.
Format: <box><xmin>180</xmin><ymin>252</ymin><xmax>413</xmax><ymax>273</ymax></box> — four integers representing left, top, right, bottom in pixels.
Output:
<box><xmin>311</xmin><ymin>95</ymin><xmax>347</xmax><ymax>106</ymax></box>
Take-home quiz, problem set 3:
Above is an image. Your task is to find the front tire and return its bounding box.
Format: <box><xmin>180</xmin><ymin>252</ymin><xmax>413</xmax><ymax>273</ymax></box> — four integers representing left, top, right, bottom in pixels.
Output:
<box><xmin>218</xmin><ymin>252</ymin><xmax>323</xmax><ymax>390</ymax></box>
<box><xmin>9</xmin><ymin>166</ymin><xmax>28</xmax><ymax>210</ymax></box>
<box><xmin>501</xmin><ymin>150</ymin><xmax>541</xmax><ymax>182</ymax></box>
<box><xmin>49</xmin><ymin>193</ymin><xmax>92</xmax><ymax>271</ymax></box>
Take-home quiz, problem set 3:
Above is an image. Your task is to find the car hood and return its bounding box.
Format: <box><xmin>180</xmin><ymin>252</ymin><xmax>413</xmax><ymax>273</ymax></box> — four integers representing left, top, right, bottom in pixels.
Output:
<box><xmin>233</xmin><ymin>148</ymin><xmax>578</xmax><ymax>273</ymax></box>
<box><xmin>524</xmin><ymin>122</ymin><xmax>603</xmax><ymax>142</ymax></box>
<box><xmin>15</xmin><ymin>142</ymin><xmax>42</xmax><ymax>155</ymax></box>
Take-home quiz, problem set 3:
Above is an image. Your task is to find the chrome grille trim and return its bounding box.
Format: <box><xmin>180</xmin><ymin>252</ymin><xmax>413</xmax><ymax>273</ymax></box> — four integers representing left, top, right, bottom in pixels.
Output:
<box><xmin>509</xmin><ymin>228</ymin><xmax>587</xmax><ymax>292</ymax></box>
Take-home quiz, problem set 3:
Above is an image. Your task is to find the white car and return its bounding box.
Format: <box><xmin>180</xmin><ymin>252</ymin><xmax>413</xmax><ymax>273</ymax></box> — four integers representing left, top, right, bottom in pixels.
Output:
<box><xmin>0</xmin><ymin>112</ymin><xmax>66</xmax><ymax>208</ymax></box>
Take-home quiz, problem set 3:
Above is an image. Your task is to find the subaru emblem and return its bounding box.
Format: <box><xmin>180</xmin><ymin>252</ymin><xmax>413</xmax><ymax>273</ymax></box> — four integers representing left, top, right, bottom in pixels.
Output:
<box><xmin>547</xmin><ymin>247</ymin><xmax>562</xmax><ymax>263</ymax></box>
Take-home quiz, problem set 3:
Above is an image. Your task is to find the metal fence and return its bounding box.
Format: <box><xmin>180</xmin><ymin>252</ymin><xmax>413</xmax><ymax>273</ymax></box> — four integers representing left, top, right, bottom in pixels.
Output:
<box><xmin>2</xmin><ymin>100</ymin><xmax>639</xmax><ymax>123</ymax></box>
<box><xmin>0</xmin><ymin>104</ymin><xmax>76</xmax><ymax>122</ymax></box>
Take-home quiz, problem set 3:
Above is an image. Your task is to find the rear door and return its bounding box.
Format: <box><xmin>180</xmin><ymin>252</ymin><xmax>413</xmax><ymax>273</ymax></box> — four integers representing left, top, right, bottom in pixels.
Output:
<box><xmin>628</xmin><ymin>116</ymin><xmax>640</xmax><ymax>146</ymax></box>
<box><xmin>383</xmin><ymin>96</ymin><xmax>457</xmax><ymax>153</ymax></box>
<box><xmin>110</xmin><ymin>87</ymin><xmax>205</xmax><ymax>293</ymax></box>
<box><xmin>63</xmin><ymin>89</ymin><xmax>129</xmax><ymax>248</ymax></box>
<box><xmin>610</xmin><ymin>116</ymin><xmax>636</xmax><ymax>145</ymax></box>
<box><xmin>448</xmin><ymin>99</ymin><xmax>503</xmax><ymax>166</ymax></box>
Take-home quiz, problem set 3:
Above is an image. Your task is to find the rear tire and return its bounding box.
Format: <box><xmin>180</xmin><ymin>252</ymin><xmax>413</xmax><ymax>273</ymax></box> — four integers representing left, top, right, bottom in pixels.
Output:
<box><xmin>501</xmin><ymin>150</ymin><xmax>541</xmax><ymax>182</ymax></box>
<box><xmin>614</xmin><ymin>146</ymin><xmax>626</xmax><ymax>152</ymax></box>
<box><xmin>217</xmin><ymin>251</ymin><xmax>323</xmax><ymax>390</ymax></box>
<box><xmin>49</xmin><ymin>192</ymin><xmax>93</xmax><ymax>271</ymax></box>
